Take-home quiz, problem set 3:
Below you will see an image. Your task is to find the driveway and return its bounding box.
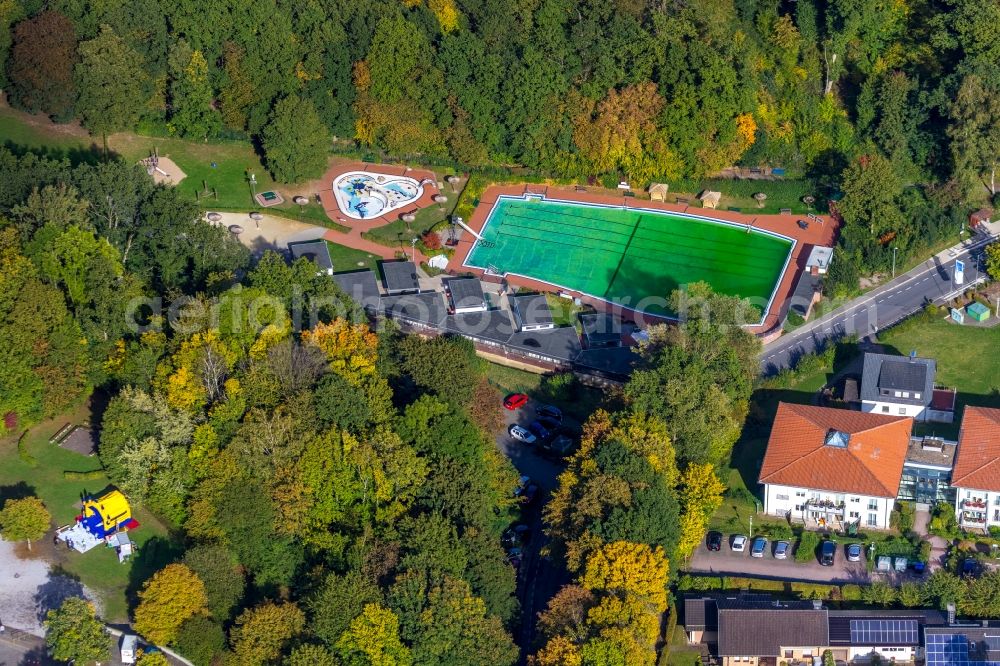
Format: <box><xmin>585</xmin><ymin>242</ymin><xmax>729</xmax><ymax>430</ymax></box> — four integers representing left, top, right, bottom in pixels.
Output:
<box><xmin>686</xmin><ymin>538</ymin><xmax>871</xmax><ymax>584</ymax></box>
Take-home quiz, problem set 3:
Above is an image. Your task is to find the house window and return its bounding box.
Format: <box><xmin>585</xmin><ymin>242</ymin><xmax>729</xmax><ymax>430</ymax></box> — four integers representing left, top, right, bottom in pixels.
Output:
<box><xmin>899</xmin><ymin>407</ymin><xmax>907</xmax><ymax>415</ymax></box>
<box><xmin>914</xmin><ymin>393</ymin><xmax>921</xmax><ymax>399</ymax></box>
<box><xmin>882</xmin><ymin>406</ymin><xmax>890</xmax><ymax>413</ymax></box>
<box><xmin>795</xmin><ymin>505</ymin><xmax>803</xmax><ymax>512</ymax></box>
<box><xmin>803</xmin><ymin>651</ymin><xmax>812</xmax><ymax>658</ymax></box>
<box><xmin>850</xmin><ymin>511</ymin><xmax>860</xmax><ymax>519</ymax></box>
<box><xmin>776</xmin><ymin>494</ymin><xmax>789</xmax><ymax>501</ymax></box>
<box><xmin>868</xmin><ymin>513</ymin><xmax>878</xmax><ymax>526</ymax></box>
<box><xmin>785</xmin><ymin>651</ymin><xmax>793</xmax><ymax>659</ymax></box>
<box><xmin>894</xmin><ymin>391</ymin><xmax>902</xmax><ymax>398</ymax></box>
<box><xmin>795</xmin><ymin>491</ymin><xmax>806</xmax><ymax>497</ymax></box>
<box><xmin>851</xmin><ymin>497</ymin><xmax>861</xmax><ymax>503</ymax></box>
<box><xmin>902</xmin><ymin>391</ymin><xmax>910</xmax><ymax>398</ymax></box>
<box><xmin>868</xmin><ymin>499</ymin><xmax>879</xmax><ymax>510</ymax></box>
<box><xmin>994</xmin><ymin>510</ymin><xmax>999</xmax><ymax>523</ymax></box>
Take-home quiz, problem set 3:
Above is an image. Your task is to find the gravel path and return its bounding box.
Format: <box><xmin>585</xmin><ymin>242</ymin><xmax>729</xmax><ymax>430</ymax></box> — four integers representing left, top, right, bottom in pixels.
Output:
<box><xmin>0</xmin><ymin>539</ymin><xmax>101</xmax><ymax>636</ymax></box>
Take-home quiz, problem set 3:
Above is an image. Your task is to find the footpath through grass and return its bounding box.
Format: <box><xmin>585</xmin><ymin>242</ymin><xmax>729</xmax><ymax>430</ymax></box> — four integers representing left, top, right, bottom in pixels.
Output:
<box><xmin>0</xmin><ymin>405</ymin><xmax>173</xmax><ymax>622</ymax></box>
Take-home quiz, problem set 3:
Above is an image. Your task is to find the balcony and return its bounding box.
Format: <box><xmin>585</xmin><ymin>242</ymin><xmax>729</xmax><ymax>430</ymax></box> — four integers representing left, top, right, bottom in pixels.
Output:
<box><xmin>960</xmin><ymin>511</ymin><xmax>987</xmax><ymax>526</ymax></box>
<box><xmin>805</xmin><ymin>499</ymin><xmax>846</xmax><ymax>517</ymax></box>
<box><xmin>962</xmin><ymin>499</ymin><xmax>988</xmax><ymax>510</ymax></box>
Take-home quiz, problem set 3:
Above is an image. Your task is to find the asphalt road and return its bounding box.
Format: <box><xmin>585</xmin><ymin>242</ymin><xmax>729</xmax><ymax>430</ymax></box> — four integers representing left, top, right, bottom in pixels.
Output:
<box><xmin>687</xmin><ymin>537</ymin><xmax>870</xmax><ymax>584</ymax></box>
<box><xmin>762</xmin><ymin>232</ymin><xmax>997</xmax><ymax>373</ymax></box>
<box><xmin>496</xmin><ymin>400</ymin><xmax>571</xmax><ymax>662</ymax></box>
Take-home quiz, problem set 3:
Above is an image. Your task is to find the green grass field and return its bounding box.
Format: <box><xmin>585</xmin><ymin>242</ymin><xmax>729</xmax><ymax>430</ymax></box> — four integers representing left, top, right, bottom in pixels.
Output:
<box><xmin>880</xmin><ymin>316</ymin><xmax>1000</xmax><ymax>438</ymax></box>
<box><xmin>466</xmin><ymin>197</ymin><xmax>793</xmax><ymax>317</ymax></box>
<box><xmin>0</xmin><ymin>405</ymin><xmax>174</xmax><ymax>622</ymax></box>
<box><xmin>327</xmin><ymin>241</ymin><xmax>382</xmax><ymax>276</ymax></box>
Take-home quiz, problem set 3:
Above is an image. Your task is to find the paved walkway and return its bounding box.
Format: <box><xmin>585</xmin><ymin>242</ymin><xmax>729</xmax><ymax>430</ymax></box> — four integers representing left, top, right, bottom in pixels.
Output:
<box><xmin>915</xmin><ymin>507</ymin><xmax>950</xmax><ymax>571</ymax></box>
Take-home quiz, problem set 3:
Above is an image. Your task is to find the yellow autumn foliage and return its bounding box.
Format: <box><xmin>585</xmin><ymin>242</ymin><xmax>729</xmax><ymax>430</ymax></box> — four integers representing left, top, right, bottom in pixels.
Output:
<box><xmin>581</xmin><ymin>541</ymin><xmax>669</xmax><ymax>612</ymax></box>
<box><xmin>301</xmin><ymin>319</ymin><xmax>378</xmax><ymax>384</ymax></box>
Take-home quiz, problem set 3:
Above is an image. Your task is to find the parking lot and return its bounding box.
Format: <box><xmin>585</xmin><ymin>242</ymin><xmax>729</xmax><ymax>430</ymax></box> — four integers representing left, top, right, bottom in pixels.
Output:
<box><xmin>687</xmin><ymin>535</ymin><xmax>872</xmax><ymax>584</ymax></box>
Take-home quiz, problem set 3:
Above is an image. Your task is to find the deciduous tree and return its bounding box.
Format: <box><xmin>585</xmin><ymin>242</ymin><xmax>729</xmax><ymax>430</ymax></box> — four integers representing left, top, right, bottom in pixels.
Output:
<box><xmin>7</xmin><ymin>11</ymin><xmax>77</xmax><ymax>119</ymax></box>
<box><xmin>0</xmin><ymin>496</ymin><xmax>50</xmax><ymax>550</ymax></box>
<box><xmin>230</xmin><ymin>602</ymin><xmax>306</xmax><ymax>666</ymax></box>
<box><xmin>261</xmin><ymin>95</ymin><xmax>331</xmax><ymax>183</ymax></box>
<box><xmin>336</xmin><ymin>603</ymin><xmax>412</xmax><ymax>666</ymax></box>
<box><xmin>134</xmin><ymin>563</ymin><xmax>209</xmax><ymax>645</ymax></box>
<box><xmin>44</xmin><ymin>597</ymin><xmax>109</xmax><ymax>665</ymax></box>
<box><xmin>74</xmin><ymin>26</ymin><xmax>150</xmax><ymax>147</ymax></box>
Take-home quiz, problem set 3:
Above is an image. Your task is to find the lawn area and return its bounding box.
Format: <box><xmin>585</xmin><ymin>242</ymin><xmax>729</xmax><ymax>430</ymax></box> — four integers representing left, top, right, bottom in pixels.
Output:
<box><xmin>880</xmin><ymin>316</ymin><xmax>1000</xmax><ymax>439</ymax></box>
<box><xmin>327</xmin><ymin>241</ymin><xmax>382</xmax><ymax>276</ymax></box>
<box><xmin>362</xmin><ymin>189</ymin><xmax>462</xmax><ymax>249</ymax></box>
<box><xmin>486</xmin><ymin>362</ymin><xmax>545</xmax><ymax>395</ymax></box>
<box><xmin>544</xmin><ymin>292</ymin><xmax>587</xmax><ymax>327</ymax></box>
<box><xmin>0</xmin><ymin>403</ymin><xmax>174</xmax><ymax>622</ymax></box>
<box><xmin>664</xmin><ymin>177</ymin><xmax>820</xmax><ymax>215</ymax></box>
<box><xmin>0</xmin><ymin>106</ymin><xmax>99</xmax><ymax>161</ymax></box>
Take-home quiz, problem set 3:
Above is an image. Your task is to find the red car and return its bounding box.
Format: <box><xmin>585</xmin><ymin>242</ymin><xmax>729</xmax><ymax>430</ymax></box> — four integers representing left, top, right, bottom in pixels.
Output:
<box><xmin>503</xmin><ymin>393</ymin><xmax>529</xmax><ymax>410</ymax></box>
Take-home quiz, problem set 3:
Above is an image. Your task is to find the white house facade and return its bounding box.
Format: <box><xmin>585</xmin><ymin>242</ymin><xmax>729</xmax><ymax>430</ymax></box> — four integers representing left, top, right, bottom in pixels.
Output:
<box><xmin>859</xmin><ymin>353</ymin><xmax>937</xmax><ymax>422</ymax></box>
<box><xmin>763</xmin><ymin>484</ymin><xmax>895</xmax><ymax>530</ymax></box>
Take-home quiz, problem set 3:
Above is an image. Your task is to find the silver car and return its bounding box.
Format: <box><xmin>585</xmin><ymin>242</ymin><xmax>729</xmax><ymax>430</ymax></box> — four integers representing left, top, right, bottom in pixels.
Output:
<box><xmin>774</xmin><ymin>540</ymin><xmax>790</xmax><ymax>559</ymax></box>
<box><xmin>731</xmin><ymin>535</ymin><xmax>747</xmax><ymax>552</ymax></box>
<box><xmin>508</xmin><ymin>424</ymin><xmax>536</xmax><ymax>444</ymax></box>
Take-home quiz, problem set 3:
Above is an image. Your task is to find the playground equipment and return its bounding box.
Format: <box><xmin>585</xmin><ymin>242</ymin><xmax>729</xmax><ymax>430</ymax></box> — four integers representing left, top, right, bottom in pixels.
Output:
<box><xmin>55</xmin><ymin>490</ymin><xmax>139</xmax><ymax>558</ymax></box>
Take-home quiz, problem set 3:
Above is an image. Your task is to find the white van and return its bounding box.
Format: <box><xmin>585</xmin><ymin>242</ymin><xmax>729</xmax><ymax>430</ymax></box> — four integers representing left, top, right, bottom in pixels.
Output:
<box><xmin>120</xmin><ymin>634</ymin><xmax>138</xmax><ymax>664</ymax></box>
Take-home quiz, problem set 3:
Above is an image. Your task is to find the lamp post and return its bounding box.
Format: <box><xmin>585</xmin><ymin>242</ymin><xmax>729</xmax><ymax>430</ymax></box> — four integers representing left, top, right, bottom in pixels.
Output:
<box><xmin>410</xmin><ymin>237</ymin><xmax>418</xmax><ymax>263</ymax></box>
<box><xmin>248</xmin><ymin>172</ymin><xmax>257</xmax><ymax>205</ymax></box>
<box><xmin>749</xmin><ymin>514</ymin><xmax>753</xmax><ymax>539</ymax></box>
<box><xmin>892</xmin><ymin>246</ymin><xmax>898</xmax><ymax>278</ymax></box>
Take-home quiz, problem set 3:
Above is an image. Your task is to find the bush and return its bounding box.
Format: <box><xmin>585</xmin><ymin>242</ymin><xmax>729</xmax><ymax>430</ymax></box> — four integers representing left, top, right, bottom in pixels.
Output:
<box><xmin>929</xmin><ymin>501</ymin><xmax>960</xmax><ymax>538</ymax></box>
<box><xmin>790</xmin><ymin>582</ymin><xmax>838</xmax><ymax>600</ymax></box>
<box><xmin>861</xmin><ymin>581</ymin><xmax>898</xmax><ymax>607</ymax></box>
<box><xmin>898</xmin><ymin>582</ymin><xmax>925</xmax><ymax>608</ymax></box>
<box><xmin>795</xmin><ymin>532</ymin><xmax>821</xmax><ymax>563</ymax></box>
<box><xmin>724</xmin><ymin>577</ymin><xmax>786</xmax><ymax>592</ymax></box>
<box><xmin>841</xmin><ymin>584</ymin><xmax>863</xmax><ymax>601</ymax></box>
<box><xmin>677</xmin><ymin>575</ymin><xmax>724</xmax><ymax>591</ymax></box>
<box><xmin>421</xmin><ymin>231</ymin><xmax>442</xmax><ymax>250</ymax></box>
<box><xmin>763</xmin><ymin>522</ymin><xmax>793</xmax><ymax>541</ymax></box>
<box><xmin>892</xmin><ymin>501</ymin><xmax>916</xmax><ymax>534</ymax></box>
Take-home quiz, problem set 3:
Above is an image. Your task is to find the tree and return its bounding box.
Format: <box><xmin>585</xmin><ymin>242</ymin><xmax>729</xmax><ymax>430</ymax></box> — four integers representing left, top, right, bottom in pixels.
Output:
<box><xmin>133</xmin><ymin>563</ymin><xmax>209</xmax><ymax>645</ymax></box>
<box><xmin>136</xmin><ymin>651</ymin><xmax>171</xmax><ymax>666</ymax></box>
<box><xmin>175</xmin><ymin>616</ymin><xmax>226</xmax><ymax>666</ymax></box>
<box><xmin>261</xmin><ymin>94</ymin><xmax>331</xmax><ymax>183</ymax></box>
<box><xmin>581</xmin><ymin>541</ymin><xmax>669</xmax><ymax>613</ymax></box>
<box><xmin>302</xmin><ymin>318</ymin><xmax>379</xmax><ymax>384</ymax></box>
<box><xmin>44</xmin><ymin>597</ymin><xmax>109</xmax><ymax>665</ymax></box>
<box><xmin>0</xmin><ymin>496</ymin><xmax>50</xmax><ymax>550</ymax></box>
<box><xmin>310</xmin><ymin>571</ymin><xmax>384</xmax><ymax>647</ymax></box>
<box><xmin>398</xmin><ymin>334</ymin><xmax>485</xmax><ymax>405</ymax></box>
<box><xmin>961</xmin><ymin>570</ymin><xmax>1000</xmax><ymax>618</ymax></box>
<box><xmin>861</xmin><ymin>581</ymin><xmax>898</xmax><ymax>607</ymax></box>
<box><xmin>286</xmin><ymin>644</ymin><xmax>338</xmax><ymax>666</ymax></box>
<box><xmin>949</xmin><ymin>74</ymin><xmax>1000</xmax><ymax>197</ymax></box>
<box><xmin>7</xmin><ymin>11</ymin><xmax>77</xmax><ymax>119</ymax></box>
<box><xmin>985</xmin><ymin>242</ymin><xmax>1000</xmax><ymax>281</ymax></box>
<box><xmin>74</xmin><ymin>26</ymin><xmax>150</xmax><ymax>148</ymax></box>
<box><xmin>167</xmin><ymin>40</ymin><xmax>219</xmax><ymax>140</ymax></box>
<box><xmin>836</xmin><ymin>155</ymin><xmax>903</xmax><ymax>269</ymax></box>
<box><xmin>336</xmin><ymin>603</ymin><xmax>412</xmax><ymax>666</ymax></box>
<box><xmin>230</xmin><ymin>602</ymin><xmax>306</xmax><ymax>666</ymax></box>
<box><xmin>182</xmin><ymin>543</ymin><xmax>246</xmax><ymax>622</ymax></box>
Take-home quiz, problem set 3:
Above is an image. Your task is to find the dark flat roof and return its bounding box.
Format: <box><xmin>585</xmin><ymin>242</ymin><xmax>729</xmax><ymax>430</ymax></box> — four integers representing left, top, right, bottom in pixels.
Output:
<box><xmin>379</xmin><ymin>292</ymin><xmax>447</xmax><ymax>326</ymax></box>
<box><xmin>510</xmin><ymin>293</ymin><xmax>554</xmax><ymax>327</ymax></box>
<box><xmin>382</xmin><ymin>260</ymin><xmax>420</xmax><ymax>293</ymax></box>
<box><xmin>507</xmin><ymin>326</ymin><xmax>581</xmax><ymax>361</ymax></box>
<box><xmin>332</xmin><ymin>270</ymin><xmax>381</xmax><ymax>310</ymax></box>
<box><xmin>574</xmin><ymin>346</ymin><xmax>641</xmax><ymax>376</ymax></box>
<box><xmin>861</xmin><ymin>353</ymin><xmax>936</xmax><ymax>406</ymax></box>
<box><xmin>446</xmin><ymin>277</ymin><xmax>486</xmax><ymax>309</ymax></box>
<box><xmin>790</xmin><ymin>271</ymin><xmax>822</xmax><ymax>316</ymax></box>
<box><xmin>289</xmin><ymin>240</ymin><xmax>333</xmax><ymax>272</ymax></box>
<box><xmin>828</xmin><ymin>609</ymin><xmax>945</xmax><ymax>646</ymax></box>
<box><xmin>440</xmin><ymin>309</ymin><xmax>516</xmax><ymax>342</ymax></box>
<box><xmin>683</xmin><ymin>596</ymin><xmax>718</xmax><ymax>632</ymax></box>
<box><xmin>579</xmin><ymin>313</ymin><xmax>620</xmax><ymax>344</ymax></box>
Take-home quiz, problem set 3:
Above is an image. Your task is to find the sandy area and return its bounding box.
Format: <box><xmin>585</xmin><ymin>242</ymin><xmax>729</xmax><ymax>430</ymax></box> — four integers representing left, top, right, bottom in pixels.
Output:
<box><xmin>0</xmin><ymin>539</ymin><xmax>101</xmax><ymax>636</ymax></box>
<box><xmin>150</xmin><ymin>156</ymin><xmax>186</xmax><ymax>186</ymax></box>
<box><xmin>206</xmin><ymin>211</ymin><xmax>327</xmax><ymax>255</ymax></box>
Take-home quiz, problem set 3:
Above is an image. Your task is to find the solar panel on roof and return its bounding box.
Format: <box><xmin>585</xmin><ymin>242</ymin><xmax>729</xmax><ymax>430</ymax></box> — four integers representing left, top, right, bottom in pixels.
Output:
<box><xmin>849</xmin><ymin>619</ymin><xmax>919</xmax><ymax>645</ymax></box>
<box><xmin>927</xmin><ymin>634</ymin><xmax>970</xmax><ymax>666</ymax></box>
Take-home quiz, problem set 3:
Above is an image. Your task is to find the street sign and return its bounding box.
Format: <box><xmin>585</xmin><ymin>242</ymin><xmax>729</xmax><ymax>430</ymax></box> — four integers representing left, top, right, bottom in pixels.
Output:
<box><xmin>955</xmin><ymin>260</ymin><xmax>965</xmax><ymax>285</ymax></box>
<box><xmin>951</xmin><ymin>308</ymin><xmax>965</xmax><ymax>324</ymax></box>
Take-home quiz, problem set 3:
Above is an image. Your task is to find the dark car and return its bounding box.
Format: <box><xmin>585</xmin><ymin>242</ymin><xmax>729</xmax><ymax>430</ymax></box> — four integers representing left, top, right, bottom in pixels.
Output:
<box><xmin>502</xmin><ymin>524</ymin><xmax>532</xmax><ymax>550</ymax></box>
<box><xmin>536</xmin><ymin>404</ymin><xmax>562</xmax><ymax>422</ymax></box>
<box><xmin>846</xmin><ymin>543</ymin><xmax>863</xmax><ymax>562</ymax></box>
<box><xmin>820</xmin><ymin>539</ymin><xmax>837</xmax><ymax>566</ymax></box>
<box><xmin>528</xmin><ymin>420</ymin><xmax>552</xmax><ymax>441</ymax></box>
<box><xmin>706</xmin><ymin>531</ymin><xmax>723</xmax><ymax>551</ymax></box>
<box><xmin>537</xmin><ymin>416</ymin><xmax>561</xmax><ymax>433</ymax></box>
<box><xmin>539</xmin><ymin>435</ymin><xmax>575</xmax><ymax>460</ymax></box>
<box><xmin>504</xmin><ymin>393</ymin><xmax>529</xmax><ymax>410</ymax></box>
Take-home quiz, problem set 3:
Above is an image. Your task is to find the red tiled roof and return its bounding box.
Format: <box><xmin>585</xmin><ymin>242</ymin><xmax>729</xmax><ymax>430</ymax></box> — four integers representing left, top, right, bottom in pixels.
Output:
<box><xmin>952</xmin><ymin>407</ymin><xmax>1000</xmax><ymax>492</ymax></box>
<box><xmin>759</xmin><ymin>403</ymin><xmax>913</xmax><ymax>497</ymax></box>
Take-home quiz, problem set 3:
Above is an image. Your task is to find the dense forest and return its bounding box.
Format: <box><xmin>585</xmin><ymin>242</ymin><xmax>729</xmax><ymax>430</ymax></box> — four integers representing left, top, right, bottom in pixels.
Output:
<box><xmin>3</xmin><ymin>0</ymin><xmax>997</xmax><ymax>290</ymax></box>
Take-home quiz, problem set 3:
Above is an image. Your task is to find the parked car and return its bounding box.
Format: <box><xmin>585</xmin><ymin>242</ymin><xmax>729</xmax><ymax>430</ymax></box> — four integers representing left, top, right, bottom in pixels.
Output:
<box><xmin>820</xmin><ymin>539</ymin><xmax>837</xmax><ymax>566</ymax></box>
<box><xmin>513</xmin><ymin>475</ymin><xmax>531</xmax><ymax>498</ymax></box>
<box><xmin>536</xmin><ymin>416</ymin><xmax>562</xmax><ymax>433</ymax></box>
<box><xmin>540</xmin><ymin>435</ymin><xmax>575</xmax><ymax>460</ymax></box>
<box><xmin>508</xmin><ymin>424</ymin><xmax>536</xmax><ymax>444</ymax></box>
<box><xmin>731</xmin><ymin>535</ymin><xmax>747</xmax><ymax>552</ymax></box>
<box><xmin>503</xmin><ymin>393</ymin><xmax>529</xmax><ymax>410</ymax></box>
<box><xmin>774</xmin><ymin>540</ymin><xmax>790</xmax><ymax>559</ymax></box>
<box><xmin>536</xmin><ymin>404</ymin><xmax>562</xmax><ymax>422</ymax></box>
<box><xmin>706</xmin><ymin>531</ymin><xmax>723</xmax><ymax>551</ymax></box>
<box><xmin>751</xmin><ymin>537</ymin><xmax>768</xmax><ymax>558</ymax></box>
<box><xmin>846</xmin><ymin>543</ymin><xmax>863</xmax><ymax>562</ymax></box>
<box><xmin>528</xmin><ymin>420</ymin><xmax>553</xmax><ymax>441</ymax></box>
<box><xmin>502</xmin><ymin>524</ymin><xmax>532</xmax><ymax>550</ymax></box>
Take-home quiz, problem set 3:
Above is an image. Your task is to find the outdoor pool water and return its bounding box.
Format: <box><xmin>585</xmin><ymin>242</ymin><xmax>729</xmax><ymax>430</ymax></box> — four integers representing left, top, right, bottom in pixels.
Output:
<box><xmin>333</xmin><ymin>171</ymin><xmax>424</xmax><ymax>219</ymax></box>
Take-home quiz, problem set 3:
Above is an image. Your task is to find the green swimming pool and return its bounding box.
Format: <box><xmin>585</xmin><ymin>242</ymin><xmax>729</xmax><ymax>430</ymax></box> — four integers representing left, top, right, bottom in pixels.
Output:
<box><xmin>464</xmin><ymin>196</ymin><xmax>794</xmax><ymax>318</ymax></box>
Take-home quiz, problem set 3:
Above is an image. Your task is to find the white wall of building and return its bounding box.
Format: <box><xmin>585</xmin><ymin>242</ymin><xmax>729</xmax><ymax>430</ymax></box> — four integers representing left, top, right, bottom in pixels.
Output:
<box><xmin>953</xmin><ymin>487</ymin><xmax>1000</xmax><ymax>528</ymax></box>
<box><xmin>764</xmin><ymin>483</ymin><xmax>894</xmax><ymax>529</ymax></box>
<box><xmin>848</xmin><ymin>646</ymin><xmax>917</xmax><ymax>662</ymax></box>
<box><xmin>861</xmin><ymin>400</ymin><xmax>927</xmax><ymax>422</ymax></box>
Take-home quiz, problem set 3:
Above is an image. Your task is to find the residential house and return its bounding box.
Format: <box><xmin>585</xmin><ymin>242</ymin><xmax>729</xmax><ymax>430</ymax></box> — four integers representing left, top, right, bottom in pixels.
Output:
<box><xmin>828</xmin><ymin>610</ymin><xmax>945</xmax><ymax>663</ymax></box>
<box><xmin>759</xmin><ymin>403</ymin><xmax>913</xmax><ymax>530</ymax></box>
<box><xmin>860</xmin><ymin>353</ymin><xmax>954</xmax><ymax>423</ymax></box>
<box><xmin>950</xmin><ymin>407</ymin><xmax>1000</xmax><ymax>530</ymax></box>
<box><xmin>716</xmin><ymin>597</ymin><xmax>829</xmax><ymax>666</ymax></box>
